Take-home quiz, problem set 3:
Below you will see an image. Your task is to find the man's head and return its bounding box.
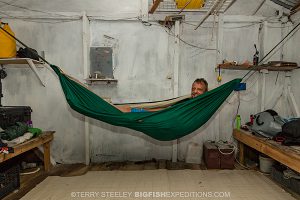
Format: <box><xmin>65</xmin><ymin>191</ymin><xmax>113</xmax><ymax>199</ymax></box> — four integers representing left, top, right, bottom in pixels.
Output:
<box><xmin>191</xmin><ymin>78</ymin><xmax>208</xmax><ymax>98</ymax></box>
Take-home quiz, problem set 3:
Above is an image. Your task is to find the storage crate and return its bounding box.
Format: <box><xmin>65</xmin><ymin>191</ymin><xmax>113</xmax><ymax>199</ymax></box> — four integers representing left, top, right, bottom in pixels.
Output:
<box><xmin>0</xmin><ymin>163</ymin><xmax>20</xmax><ymax>199</ymax></box>
<box><xmin>271</xmin><ymin>164</ymin><xmax>300</xmax><ymax>194</ymax></box>
<box><xmin>203</xmin><ymin>141</ymin><xmax>235</xmax><ymax>169</ymax></box>
<box><xmin>0</xmin><ymin>106</ymin><xmax>32</xmax><ymax>129</ymax></box>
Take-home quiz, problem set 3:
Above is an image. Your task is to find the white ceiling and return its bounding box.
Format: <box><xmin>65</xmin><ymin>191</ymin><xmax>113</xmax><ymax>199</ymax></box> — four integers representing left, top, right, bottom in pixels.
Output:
<box><xmin>0</xmin><ymin>0</ymin><xmax>296</xmax><ymax>17</ymax></box>
<box><xmin>0</xmin><ymin>0</ymin><xmax>141</xmax><ymax>13</ymax></box>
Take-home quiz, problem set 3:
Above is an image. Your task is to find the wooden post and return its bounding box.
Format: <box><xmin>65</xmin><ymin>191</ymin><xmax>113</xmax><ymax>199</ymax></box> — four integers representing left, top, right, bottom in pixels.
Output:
<box><xmin>82</xmin><ymin>11</ymin><xmax>91</xmax><ymax>166</ymax></box>
<box><xmin>43</xmin><ymin>142</ymin><xmax>51</xmax><ymax>172</ymax></box>
<box><xmin>172</xmin><ymin>20</ymin><xmax>181</xmax><ymax>163</ymax></box>
<box><xmin>238</xmin><ymin>142</ymin><xmax>245</xmax><ymax>165</ymax></box>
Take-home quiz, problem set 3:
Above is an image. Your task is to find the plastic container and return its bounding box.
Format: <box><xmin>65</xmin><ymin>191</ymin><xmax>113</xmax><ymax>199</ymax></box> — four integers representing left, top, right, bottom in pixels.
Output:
<box><xmin>259</xmin><ymin>154</ymin><xmax>275</xmax><ymax>173</ymax></box>
<box><xmin>0</xmin><ymin>106</ymin><xmax>32</xmax><ymax>129</ymax></box>
<box><xmin>253</xmin><ymin>54</ymin><xmax>259</xmax><ymax>65</ymax></box>
<box><xmin>175</xmin><ymin>0</ymin><xmax>204</xmax><ymax>9</ymax></box>
<box><xmin>0</xmin><ymin>23</ymin><xmax>17</xmax><ymax>58</ymax></box>
<box><xmin>185</xmin><ymin>142</ymin><xmax>202</xmax><ymax>164</ymax></box>
<box><xmin>27</xmin><ymin>120</ymin><xmax>33</xmax><ymax>128</ymax></box>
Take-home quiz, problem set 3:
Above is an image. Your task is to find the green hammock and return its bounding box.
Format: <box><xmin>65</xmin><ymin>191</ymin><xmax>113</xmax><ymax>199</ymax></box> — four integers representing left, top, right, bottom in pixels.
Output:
<box><xmin>50</xmin><ymin>64</ymin><xmax>241</xmax><ymax>141</ymax></box>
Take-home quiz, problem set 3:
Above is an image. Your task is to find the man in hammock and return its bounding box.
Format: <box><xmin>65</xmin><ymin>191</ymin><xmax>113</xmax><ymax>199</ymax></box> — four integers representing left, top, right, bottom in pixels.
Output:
<box><xmin>116</xmin><ymin>78</ymin><xmax>208</xmax><ymax>112</ymax></box>
<box><xmin>191</xmin><ymin>78</ymin><xmax>208</xmax><ymax>98</ymax></box>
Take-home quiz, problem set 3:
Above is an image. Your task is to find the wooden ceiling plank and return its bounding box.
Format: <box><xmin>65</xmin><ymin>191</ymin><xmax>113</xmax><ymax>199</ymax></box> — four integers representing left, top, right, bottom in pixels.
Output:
<box><xmin>149</xmin><ymin>0</ymin><xmax>162</xmax><ymax>14</ymax></box>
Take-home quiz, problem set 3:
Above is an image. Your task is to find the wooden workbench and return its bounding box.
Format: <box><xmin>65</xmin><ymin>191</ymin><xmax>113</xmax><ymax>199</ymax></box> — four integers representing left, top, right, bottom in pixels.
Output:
<box><xmin>0</xmin><ymin>131</ymin><xmax>54</xmax><ymax>172</ymax></box>
<box><xmin>233</xmin><ymin>129</ymin><xmax>300</xmax><ymax>173</ymax></box>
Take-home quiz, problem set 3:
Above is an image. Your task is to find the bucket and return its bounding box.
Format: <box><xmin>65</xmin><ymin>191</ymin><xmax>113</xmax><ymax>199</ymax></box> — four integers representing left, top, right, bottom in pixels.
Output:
<box><xmin>185</xmin><ymin>142</ymin><xmax>202</xmax><ymax>164</ymax></box>
<box><xmin>175</xmin><ymin>0</ymin><xmax>205</xmax><ymax>9</ymax></box>
<box><xmin>259</xmin><ymin>154</ymin><xmax>275</xmax><ymax>173</ymax></box>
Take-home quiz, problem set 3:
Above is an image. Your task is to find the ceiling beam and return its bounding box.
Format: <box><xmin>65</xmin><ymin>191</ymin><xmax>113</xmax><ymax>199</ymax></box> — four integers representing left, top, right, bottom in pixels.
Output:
<box><xmin>265</xmin><ymin>0</ymin><xmax>291</xmax><ymax>15</ymax></box>
<box><xmin>194</xmin><ymin>0</ymin><xmax>225</xmax><ymax>30</ymax></box>
<box><xmin>291</xmin><ymin>1</ymin><xmax>300</xmax><ymax>15</ymax></box>
<box><xmin>270</xmin><ymin>0</ymin><xmax>293</xmax><ymax>9</ymax></box>
<box><xmin>149</xmin><ymin>0</ymin><xmax>162</xmax><ymax>14</ymax></box>
<box><xmin>252</xmin><ymin>0</ymin><xmax>266</xmax><ymax>15</ymax></box>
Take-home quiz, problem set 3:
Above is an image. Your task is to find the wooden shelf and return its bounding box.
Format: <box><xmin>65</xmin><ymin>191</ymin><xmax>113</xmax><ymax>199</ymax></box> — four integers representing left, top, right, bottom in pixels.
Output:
<box><xmin>217</xmin><ymin>64</ymin><xmax>299</xmax><ymax>71</ymax></box>
<box><xmin>85</xmin><ymin>78</ymin><xmax>118</xmax><ymax>84</ymax></box>
<box><xmin>0</xmin><ymin>58</ymin><xmax>46</xmax><ymax>86</ymax></box>
<box><xmin>0</xmin><ymin>58</ymin><xmax>44</xmax><ymax>67</ymax></box>
<box><xmin>233</xmin><ymin>129</ymin><xmax>300</xmax><ymax>173</ymax></box>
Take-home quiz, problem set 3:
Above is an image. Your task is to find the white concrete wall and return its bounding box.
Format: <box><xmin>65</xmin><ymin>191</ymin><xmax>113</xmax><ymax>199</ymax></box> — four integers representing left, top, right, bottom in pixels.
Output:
<box><xmin>285</xmin><ymin>13</ymin><xmax>300</xmax><ymax>116</ymax></box>
<box><xmin>2</xmin><ymin>18</ymin><xmax>86</xmax><ymax>163</ymax></box>
<box><xmin>1</xmin><ymin>0</ymin><xmax>299</xmax><ymax>163</ymax></box>
<box><xmin>89</xmin><ymin>20</ymin><xmax>174</xmax><ymax>162</ymax></box>
<box><xmin>177</xmin><ymin>22</ymin><xmax>219</xmax><ymax>161</ymax></box>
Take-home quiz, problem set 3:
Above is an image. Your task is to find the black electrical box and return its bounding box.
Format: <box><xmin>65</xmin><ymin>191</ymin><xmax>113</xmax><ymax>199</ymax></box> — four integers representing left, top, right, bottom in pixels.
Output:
<box><xmin>0</xmin><ymin>106</ymin><xmax>32</xmax><ymax>129</ymax></box>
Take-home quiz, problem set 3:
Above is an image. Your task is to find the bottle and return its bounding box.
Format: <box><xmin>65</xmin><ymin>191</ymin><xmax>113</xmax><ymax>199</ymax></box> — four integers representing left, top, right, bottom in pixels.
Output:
<box><xmin>253</xmin><ymin>44</ymin><xmax>259</xmax><ymax>66</ymax></box>
<box><xmin>250</xmin><ymin>115</ymin><xmax>254</xmax><ymax>125</ymax></box>
<box><xmin>236</xmin><ymin>115</ymin><xmax>241</xmax><ymax>130</ymax></box>
<box><xmin>27</xmin><ymin>120</ymin><xmax>33</xmax><ymax>128</ymax></box>
<box><xmin>253</xmin><ymin>54</ymin><xmax>259</xmax><ymax>66</ymax></box>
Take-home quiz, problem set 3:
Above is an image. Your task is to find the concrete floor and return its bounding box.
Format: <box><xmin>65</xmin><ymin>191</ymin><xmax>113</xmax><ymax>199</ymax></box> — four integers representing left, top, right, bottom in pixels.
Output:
<box><xmin>20</xmin><ymin>169</ymin><xmax>297</xmax><ymax>200</ymax></box>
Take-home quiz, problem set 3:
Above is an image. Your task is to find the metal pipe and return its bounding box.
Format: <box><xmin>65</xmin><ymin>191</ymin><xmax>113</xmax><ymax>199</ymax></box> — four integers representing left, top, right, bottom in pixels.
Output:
<box><xmin>178</xmin><ymin>0</ymin><xmax>193</xmax><ymax>14</ymax></box>
<box><xmin>223</xmin><ymin>0</ymin><xmax>237</xmax><ymax>12</ymax></box>
<box><xmin>252</xmin><ymin>0</ymin><xmax>266</xmax><ymax>15</ymax></box>
<box><xmin>194</xmin><ymin>0</ymin><xmax>223</xmax><ymax>30</ymax></box>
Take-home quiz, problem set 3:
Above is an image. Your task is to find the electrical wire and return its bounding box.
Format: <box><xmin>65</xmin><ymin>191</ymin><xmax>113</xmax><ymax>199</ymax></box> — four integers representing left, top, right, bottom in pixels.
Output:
<box><xmin>179</xmin><ymin>36</ymin><xmax>218</xmax><ymax>51</ymax></box>
<box><xmin>88</xmin><ymin>16</ymin><xmax>140</xmax><ymax>21</ymax></box>
<box><xmin>20</xmin><ymin>167</ymin><xmax>40</xmax><ymax>175</ymax></box>
<box><xmin>168</xmin><ymin>28</ymin><xmax>218</xmax><ymax>51</ymax></box>
<box><xmin>0</xmin><ymin>0</ymin><xmax>74</xmax><ymax>17</ymax></box>
<box><xmin>0</xmin><ymin>0</ymin><xmax>21</xmax><ymax>9</ymax></box>
<box><xmin>216</xmin><ymin>141</ymin><xmax>236</xmax><ymax>155</ymax></box>
<box><xmin>140</xmin><ymin>19</ymin><xmax>219</xmax><ymax>51</ymax></box>
<box><xmin>243</xmin><ymin>74</ymin><xmax>259</xmax><ymax>90</ymax></box>
<box><xmin>275</xmin><ymin>71</ymin><xmax>280</xmax><ymax>85</ymax></box>
<box><xmin>182</xmin><ymin>21</ymin><xmax>216</xmax><ymax>28</ymax></box>
<box><xmin>0</xmin><ymin>10</ymin><xmax>81</xmax><ymax>23</ymax></box>
<box><xmin>234</xmin><ymin>156</ymin><xmax>251</xmax><ymax>169</ymax></box>
<box><xmin>182</xmin><ymin>21</ymin><xmax>259</xmax><ymax>29</ymax></box>
<box><xmin>223</xmin><ymin>23</ymin><xmax>260</xmax><ymax>29</ymax></box>
<box><xmin>145</xmin><ymin>14</ymin><xmax>218</xmax><ymax>51</ymax></box>
<box><xmin>183</xmin><ymin>17</ymin><xmax>299</xmax><ymax>29</ymax></box>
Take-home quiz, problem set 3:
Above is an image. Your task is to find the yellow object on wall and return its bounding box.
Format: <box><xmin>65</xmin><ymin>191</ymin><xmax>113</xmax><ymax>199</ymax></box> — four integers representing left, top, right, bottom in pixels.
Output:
<box><xmin>0</xmin><ymin>23</ymin><xmax>17</xmax><ymax>58</ymax></box>
<box><xmin>176</xmin><ymin>0</ymin><xmax>205</xmax><ymax>9</ymax></box>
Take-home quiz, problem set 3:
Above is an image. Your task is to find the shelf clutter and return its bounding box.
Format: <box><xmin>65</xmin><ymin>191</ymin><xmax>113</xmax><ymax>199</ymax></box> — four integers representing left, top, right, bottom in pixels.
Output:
<box><xmin>218</xmin><ymin>61</ymin><xmax>299</xmax><ymax>71</ymax></box>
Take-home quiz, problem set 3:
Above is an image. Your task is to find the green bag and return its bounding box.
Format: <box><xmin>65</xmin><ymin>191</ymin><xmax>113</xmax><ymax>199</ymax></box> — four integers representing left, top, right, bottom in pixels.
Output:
<box><xmin>28</xmin><ymin>128</ymin><xmax>43</xmax><ymax>137</ymax></box>
<box><xmin>0</xmin><ymin>122</ymin><xmax>28</xmax><ymax>141</ymax></box>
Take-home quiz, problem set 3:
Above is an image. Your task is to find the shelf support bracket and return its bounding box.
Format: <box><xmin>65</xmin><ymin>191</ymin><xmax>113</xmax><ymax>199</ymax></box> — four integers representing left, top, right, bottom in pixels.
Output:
<box><xmin>26</xmin><ymin>59</ymin><xmax>45</xmax><ymax>87</ymax></box>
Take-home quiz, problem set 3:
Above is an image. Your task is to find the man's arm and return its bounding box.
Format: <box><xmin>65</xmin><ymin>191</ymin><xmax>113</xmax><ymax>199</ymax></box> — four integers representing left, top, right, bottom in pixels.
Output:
<box><xmin>114</xmin><ymin>105</ymin><xmax>166</xmax><ymax>112</ymax></box>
